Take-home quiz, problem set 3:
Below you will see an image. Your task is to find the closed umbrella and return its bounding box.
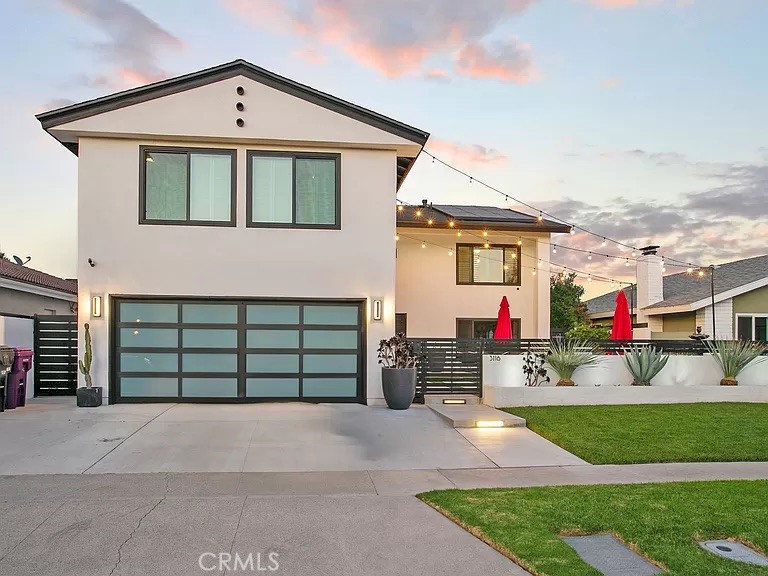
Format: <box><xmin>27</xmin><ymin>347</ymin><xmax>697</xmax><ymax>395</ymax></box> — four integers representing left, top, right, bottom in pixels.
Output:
<box><xmin>610</xmin><ymin>289</ymin><xmax>633</xmax><ymax>340</ymax></box>
<box><xmin>493</xmin><ymin>296</ymin><xmax>513</xmax><ymax>339</ymax></box>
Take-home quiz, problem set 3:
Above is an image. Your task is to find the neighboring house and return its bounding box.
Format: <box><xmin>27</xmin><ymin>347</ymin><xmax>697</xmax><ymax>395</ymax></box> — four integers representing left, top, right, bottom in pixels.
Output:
<box><xmin>0</xmin><ymin>258</ymin><xmax>76</xmax><ymax>317</ymax></box>
<box><xmin>586</xmin><ymin>252</ymin><xmax>768</xmax><ymax>341</ymax></box>
<box><xmin>37</xmin><ymin>59</ymin><xmax>564</xmax><ymax>405</ymax></box>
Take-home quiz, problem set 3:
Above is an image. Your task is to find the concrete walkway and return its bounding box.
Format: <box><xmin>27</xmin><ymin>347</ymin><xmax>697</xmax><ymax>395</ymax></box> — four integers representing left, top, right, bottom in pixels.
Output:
<box><xmin>0</xmin><ymin>399</ymin><xmax>583</xmax><ymax>474</ymax></box>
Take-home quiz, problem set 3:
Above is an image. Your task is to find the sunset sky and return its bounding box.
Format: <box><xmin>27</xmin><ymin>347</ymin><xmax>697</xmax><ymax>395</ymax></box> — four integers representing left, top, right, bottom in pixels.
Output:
<box><xmin>1</xmin><ymin>0</ymin><xmax>766</xmax><ymax>297</ymax></box>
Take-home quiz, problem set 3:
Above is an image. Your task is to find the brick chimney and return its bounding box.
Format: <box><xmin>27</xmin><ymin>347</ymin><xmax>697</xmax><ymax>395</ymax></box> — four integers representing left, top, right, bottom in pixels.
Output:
<box><xmin>635</xmin><ymin>245</ymin><xmax>664</xmax><ymax>338</ymax></box>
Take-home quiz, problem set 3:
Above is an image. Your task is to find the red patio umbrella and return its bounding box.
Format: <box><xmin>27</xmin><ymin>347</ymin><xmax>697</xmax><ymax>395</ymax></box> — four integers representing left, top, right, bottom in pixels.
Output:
<box><xmin>610</xmin><ymin>289</ymin><xmax>633</xmax><ymax>340</ymax></box>
<box><xmin>493</xmin><ymin>296</ymin><xmax>513</xmax><ymax>339</ymax></box>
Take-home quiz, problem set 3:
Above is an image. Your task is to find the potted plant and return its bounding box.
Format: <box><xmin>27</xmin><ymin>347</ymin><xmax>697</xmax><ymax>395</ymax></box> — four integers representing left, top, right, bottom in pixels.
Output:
<box><xmin>622</xmin><ymin>345</ymin><xmax>669</xmax><ymax>386</ymax></box>
<box><xmin>76</xmin><ymin>323</ymin><xmax>102</xmax><ymax>407</ymax></box>
<box><xmin>547</xmin><ymin>339</ymin><xmax>599</xmax><ymax>386</ymax></box>
<box><xmin>377</xmin><ymin>333</ymin><xmax>420</xmax><ymax>409</ymax></box>
<box><xmin>705</xmin><ymin>340</ymin><xmax>767</xmax><ymax>386</ymax></box>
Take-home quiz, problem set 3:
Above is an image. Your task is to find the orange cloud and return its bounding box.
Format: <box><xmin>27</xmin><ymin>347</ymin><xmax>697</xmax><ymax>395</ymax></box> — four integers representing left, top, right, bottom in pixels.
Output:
<box><xmin>424</xmin><ymin>68</ymin><xmax>451</xmax><ymax>82</ymax></box>
<box><xmin>428</xmin><ymin>139</ymin><xmax>509</xmax><ymax>166</ymax></box>
<box><xmin>455</xmin><ymin>39</ymin><xmax>537</xmax><ymax>83</ymax></box>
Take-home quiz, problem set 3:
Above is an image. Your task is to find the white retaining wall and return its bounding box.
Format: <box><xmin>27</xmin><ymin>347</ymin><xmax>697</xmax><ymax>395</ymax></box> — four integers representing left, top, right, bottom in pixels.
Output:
<box><xmin>483</xmin><ymin>354</ymin><xmax>768</xmax><ymax>407</ymax></box>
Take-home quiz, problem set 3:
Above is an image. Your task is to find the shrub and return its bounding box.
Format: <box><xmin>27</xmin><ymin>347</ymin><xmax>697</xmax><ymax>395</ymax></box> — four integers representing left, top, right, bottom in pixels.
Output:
<box><xmin>705</xmin><ymin>340</ymin><xmax>767</xmax><ymax>385</ymax></box>
<box><xmin>547</xmin><ymin>339</ymin><xmax>599</xmax><ymax>386</ymax></box>
<box><xmin>622</xmin><ymin>345</ymin><xmax>669</xmax><ymax>386</ymax></box>
<box><xmin>566</xmin><ymin>323</ymin><xmax>610</xmax><ymax>340</ymax></box>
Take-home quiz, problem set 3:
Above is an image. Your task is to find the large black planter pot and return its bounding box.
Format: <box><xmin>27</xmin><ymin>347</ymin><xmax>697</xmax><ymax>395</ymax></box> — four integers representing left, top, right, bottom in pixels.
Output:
<box><xmin>76</xmin><ymin>387</ymin><xmax>103</xmax><ymax>408</ymax></box>
<box><xmin>382</xmin><ymin>367</ymin><xmax>416</xmax><ymax>410</ymax></box>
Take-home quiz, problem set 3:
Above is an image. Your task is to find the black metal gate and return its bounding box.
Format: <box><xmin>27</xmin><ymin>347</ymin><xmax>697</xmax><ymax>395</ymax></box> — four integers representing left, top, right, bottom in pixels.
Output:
<box><xmin>33</xmin><ymin>315</ymin><xmax>78</xmax><ymax>396</ymax></box>
<box><xmin>412</xmin><ymin>339</ymin><xmax>483</xmax><ymax>399</ymax></box>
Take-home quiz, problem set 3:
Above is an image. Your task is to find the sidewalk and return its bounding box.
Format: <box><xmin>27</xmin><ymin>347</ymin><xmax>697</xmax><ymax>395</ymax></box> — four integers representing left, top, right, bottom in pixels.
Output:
<box><xmin>1</xmin><ymin>462</ymin><xmax>767</xmax><ymax>500</ymax></box>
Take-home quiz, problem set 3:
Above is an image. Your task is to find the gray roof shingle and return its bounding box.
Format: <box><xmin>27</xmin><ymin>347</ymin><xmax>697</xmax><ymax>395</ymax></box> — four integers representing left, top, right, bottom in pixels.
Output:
<box><xmin>397</xmin><ymin>204</ymin><xmax>571</xmax><ymax>233</ymax></box>
<box><xmin>585</xmin><ymin>254</ymin><xmax>768</xmax><ymax>316</ymax></box>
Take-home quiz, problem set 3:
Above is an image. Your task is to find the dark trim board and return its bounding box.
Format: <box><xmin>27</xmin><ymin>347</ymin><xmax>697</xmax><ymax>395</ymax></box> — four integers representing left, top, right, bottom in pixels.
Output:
<box><xmin>109</xmin><ymin>295</ymin><xmax>367</xmax><ymax>404</ymax></box>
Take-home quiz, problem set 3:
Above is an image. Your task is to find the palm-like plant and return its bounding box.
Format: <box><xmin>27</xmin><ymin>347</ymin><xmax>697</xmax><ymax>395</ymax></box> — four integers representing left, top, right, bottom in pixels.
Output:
<box><xmin>622</xmin><ymin>345</ymin><xmax>669</xmax><ymax>386</ymax></box>
<box><xmin>547</xmin><ymin>339</ymin><xmax>599</xmax><ymax>386</ymax></box>
<box><xmin>705</xmin><ymin>340</ymin><xmax>767</xmax><ymax>386</ymax></box>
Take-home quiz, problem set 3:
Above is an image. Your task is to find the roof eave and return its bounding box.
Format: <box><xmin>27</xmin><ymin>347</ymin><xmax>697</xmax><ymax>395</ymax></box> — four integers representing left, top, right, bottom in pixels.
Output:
<box><xmin>396</xmin><ymin>220</ymin><xmax>570</xmax><ymax>233</ymax></box>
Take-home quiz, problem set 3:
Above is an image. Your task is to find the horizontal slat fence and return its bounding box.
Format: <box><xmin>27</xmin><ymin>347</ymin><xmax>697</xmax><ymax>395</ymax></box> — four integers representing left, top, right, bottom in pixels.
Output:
<box><xmin>410</xmin><ymin>337</ymin><xmax>757</xmax><ymax>401</ymax></box>
<box><xmin>34</xmin><ymin>315</ymin><xmax>78</xmax><ymax>396</ymax></box>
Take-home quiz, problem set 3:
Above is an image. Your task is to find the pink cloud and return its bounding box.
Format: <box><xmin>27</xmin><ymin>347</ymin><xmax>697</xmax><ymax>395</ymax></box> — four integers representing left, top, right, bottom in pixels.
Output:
<box><xmin>455</xmin><ymin>39</ymin><xmax>537</xmax><ymax>83</ymax></box>
<box><xmin>423</xmin><ymin>68</ymin><xmax>451</xmax><ymax>82</ymax></box>
<box><xmin>224</xmin><ymin>0</ymin><xmax>537</xmax><ymax>80</ymax></box>
<box><xmin>601</xmin><ymin>77</ymin><xmax>623</xmax><ymax>89</ymax></box>
<box><xmin>427</xmin><ymin>138</ymin><xmax>509</xmax><ymax>166</ymax></box>
<box><xmin>293</xmin><ymin>47</ymin><xmax>328</xmax><ymax>65</ymax></box>
<box><xmin>584</xmin><ymin>0</ymin><xmax>692</xmax><ymax>8</ymax></box>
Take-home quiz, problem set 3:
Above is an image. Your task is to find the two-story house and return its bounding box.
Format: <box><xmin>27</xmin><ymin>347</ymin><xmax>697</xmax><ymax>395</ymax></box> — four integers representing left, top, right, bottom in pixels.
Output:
<box><xmin>37</xmin><ymin>60</ymin><xmax>565</xmax><ymax>405</ymax></box>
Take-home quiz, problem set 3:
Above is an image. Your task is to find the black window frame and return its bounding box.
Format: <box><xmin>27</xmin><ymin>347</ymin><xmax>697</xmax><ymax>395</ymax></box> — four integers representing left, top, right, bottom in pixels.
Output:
<box><xmin>245</xmin><ymin>150</ymin><xmax>342</xmax><ymax>230</ymax></box>
<box><xmin>455</xmin><ymin>243</ymin><xmax>522</xmax><ymax>286</ymax></box>
<box><xmin>139</xmin><ymin>145</ymin><xmax>237</xmax><ymax>227</ymax></box>
<box><xmin>456</xmin><ymin>317</ymin><xmax>523</xmax><ymax>339</ymax></box>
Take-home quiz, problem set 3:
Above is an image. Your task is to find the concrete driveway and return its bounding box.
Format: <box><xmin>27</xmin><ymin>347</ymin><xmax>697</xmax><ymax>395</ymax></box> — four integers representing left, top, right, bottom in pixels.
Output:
<box><xmin>0</xmin><ymin>399</ymin><xmax>583</xmax><ymax>474</ymax></box>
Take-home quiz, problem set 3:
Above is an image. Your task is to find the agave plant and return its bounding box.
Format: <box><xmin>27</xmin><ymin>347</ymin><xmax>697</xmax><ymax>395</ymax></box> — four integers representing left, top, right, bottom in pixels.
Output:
<box><xmin>705</xmin><ymin>340</ymin><xmax>767</xmax><ymax>386</ymax></box>
<box><xmin>622</xmin><ymin>345</ymin><xmax>669</xmax><ymax>386</ymax></box>
<box><xmin>547</xmin><ymin>339</ymin><xmax>599</xmax><ymax>386</ymax></box>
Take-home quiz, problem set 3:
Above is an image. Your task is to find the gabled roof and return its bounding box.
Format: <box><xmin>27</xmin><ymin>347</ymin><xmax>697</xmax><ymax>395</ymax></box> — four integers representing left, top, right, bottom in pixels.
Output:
<box><xmin>397</xmin><ymin>204</ymin><xmax>572</xmax><ymax>233</ymax></box>
<box><xmin>586</xmin><ymin>254</ymin><xmax>768</xmax><ymax>316</ymax></box>
<box><xmin>0</xmin><ymin>259</ymin><xmax>77</xmax><ymax>296</ymax></box>
<box><xmin>36</xmin><ymin>59</ymin><xmax>430</xmax><ymax>189</ymax></box>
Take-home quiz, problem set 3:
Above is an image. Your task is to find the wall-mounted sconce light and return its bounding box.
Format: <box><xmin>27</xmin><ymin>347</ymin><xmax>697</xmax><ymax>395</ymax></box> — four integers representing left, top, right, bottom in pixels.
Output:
<box><xmin>372</xmin><ymin>298</ymin><xmax>383</xmax><ymax>322</ymax></box>
<box><xmin>91</xmin><ymin>294</ymin><xmax>103</xmax><ymax>318</ymax></box>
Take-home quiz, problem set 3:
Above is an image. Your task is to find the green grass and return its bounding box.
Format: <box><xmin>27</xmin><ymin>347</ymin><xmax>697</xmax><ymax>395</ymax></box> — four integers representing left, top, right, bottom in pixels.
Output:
<box><xmin>420</xmin><ymin>481</ymin><xmax>768</xmax><ymax>576</ymax></box>
<box><xmin>503</xmin><ymin>403</ymin><xmax>768</xmax><ymax>464</ymax></box>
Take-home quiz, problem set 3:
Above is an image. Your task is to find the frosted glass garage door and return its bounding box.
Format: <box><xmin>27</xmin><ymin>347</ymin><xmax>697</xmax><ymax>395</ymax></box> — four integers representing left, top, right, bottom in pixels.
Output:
<box><xmin>113</xmin><ymin>299</ymin><xmax>363</xmax><ymax>402</ymax></box>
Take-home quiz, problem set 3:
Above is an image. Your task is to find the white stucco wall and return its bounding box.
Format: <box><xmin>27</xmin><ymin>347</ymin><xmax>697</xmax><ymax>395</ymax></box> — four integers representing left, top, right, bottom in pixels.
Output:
<box><xmin>394</xmin><ymin>231</ymin><xmax>551</xmax><ymax>338</ymax></box>
<box><xmin>77</xmin><ymin>137</ymin><xmax>397</xmax><ymax>403</ymax></box>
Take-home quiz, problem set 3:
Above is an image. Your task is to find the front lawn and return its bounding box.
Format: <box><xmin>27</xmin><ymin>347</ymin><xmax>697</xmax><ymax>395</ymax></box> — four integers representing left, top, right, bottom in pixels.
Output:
<box><xmin>420</xmin><ymin>481</ymin><xmax>768</xmax><ymax>576</ymax></box>
<box><xmin>504</xmin><ymin>403</ymin><xmax>768</xmax><ymax>464</ymax></box>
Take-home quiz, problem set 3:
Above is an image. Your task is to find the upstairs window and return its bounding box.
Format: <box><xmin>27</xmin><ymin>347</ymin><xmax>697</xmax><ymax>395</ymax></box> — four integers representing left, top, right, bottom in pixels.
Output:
<box><xmin>247</xmin><ymin>152</ymin><xmax>340</xmax><ymax>229</ymax></box>
<box><xmin>140</xmin><ymin>147</ymin><xmax>235</xmax><ymax>226</ymax></box>
<box><xmin>456</xmin><ymin>244</ymin><xmax>521</xmax><ymax>286</ymax></box>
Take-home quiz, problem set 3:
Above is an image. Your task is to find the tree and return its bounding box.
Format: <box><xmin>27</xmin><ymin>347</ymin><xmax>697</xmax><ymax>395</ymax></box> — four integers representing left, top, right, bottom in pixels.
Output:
<box><xmin>550</xmin><ymin>272</ymin><xmax>589</xmax><ymax>333</ymax></box>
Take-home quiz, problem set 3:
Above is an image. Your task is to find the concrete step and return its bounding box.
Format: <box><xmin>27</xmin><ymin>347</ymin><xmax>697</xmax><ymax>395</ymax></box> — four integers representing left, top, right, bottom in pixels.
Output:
<box><xmin>423</xmin><ymin>394</ymin><xmax>481</xmax><ymax>406</ymax></box>
<box><xmin>428</xmin><ymin>403</ymin><xmax>526</xmax><ymax>429</ymax></box>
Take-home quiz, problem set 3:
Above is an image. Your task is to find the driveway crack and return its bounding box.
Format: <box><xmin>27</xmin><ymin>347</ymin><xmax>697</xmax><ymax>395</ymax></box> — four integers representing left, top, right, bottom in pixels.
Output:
<box><xmin>108</xmin><ymin>472</ymin><xmax>169</xmax><ymax>576</ymax></box>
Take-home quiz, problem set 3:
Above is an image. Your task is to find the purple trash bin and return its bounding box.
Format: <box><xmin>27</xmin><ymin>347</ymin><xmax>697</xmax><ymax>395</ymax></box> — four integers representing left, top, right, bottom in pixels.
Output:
<box><xmin>5</xmin><ymin>348</ymin><xmax>32</xmax><ymax>409</ymax></box>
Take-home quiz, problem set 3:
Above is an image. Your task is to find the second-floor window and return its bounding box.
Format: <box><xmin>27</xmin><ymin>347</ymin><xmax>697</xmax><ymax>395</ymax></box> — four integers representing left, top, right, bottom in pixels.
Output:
<box><xmin>140</xmin><ymin>147</ymin><xmax>236</xmax><ymax>226</ymax></box>
<box><xmin>247</xmin><ymin>151</ymin><xmax>340</xmax><ymax>229</ymax></box>
<box><xmin>456</xmin><ymin>244</ymin><xmax>521</xmax><ymax>286</ymax></box>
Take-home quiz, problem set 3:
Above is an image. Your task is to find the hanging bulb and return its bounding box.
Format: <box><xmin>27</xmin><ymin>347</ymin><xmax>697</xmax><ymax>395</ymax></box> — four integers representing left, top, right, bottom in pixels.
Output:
<box><xmin>448</xmin><ymin>220</ymin><xmax>455</xmax><ymax>228</ymax></box>
<box><xmin>427</xmin><ymin>218</ymin><xmax>434</xmax><ymax>225</ymax></box>
<box><xmin>431</xmin><ymin>156</ymin><xmax>435</xmax><ymax>165</ymax></box>
<box><xmin>687</xmin><ymin>266</ymin><xmax>693</xmax><ymax>274</ymax></box>
<box><xmin>503</xmin><ymin>264</ymin><xmax>510</xmax><ymax>271</ymax></box>
<box><xmin>421</xmin><ymin>242</ymin><xmax>426</xmax><ymax>249</ymax></box>
<box><xmin>631</xmin><ymin>250</ymin><xmax>636</xmax><ymax>257</ymax></box>
<box><xmin>570</xmin><ymin>228</ymin><xmax>576</xmax><ymax>235</ymax></box>
<box><xmin>482</xmin><ymin>231</ymin><xmax>488</xmax><ymax>237</ymax></box>
<box><xmin>625</xmin><ymin>258</ymin><xmax>630</xmax><ymax>267</ymax></box>
<box><xmin>456</xmin><ymin>231</ymin><xmax>462</xmax><ymax>237</ymax></box>
<box><xmin>415</xmin><ymin>209</ymin><xmax>422</xmax><ymax>217</ymax></box>
<box><xmin>448</xmin><ymin>250</ymin><xmax>453</xmax><ymax>256</ymax></box>
<box><xmin>698</xmin><ymin>269</ymin><xmax>705</xmax><ymax>277</ymax></box>
<box><xmin>587</xmin><ymin>275</ymin><xmax>592</xmax><ymax>282</ymax></box>
<box><xmin>552</xmin><ymin>245</ymin><xmax>557</xmax><ymax>254</ymax></box>
<box><xmin>532</xmin><ymin>270</ymin><xmax>537</xmax><ymax>276</ymax></box>
<box><xmin>397</xmin><ymin>205</ymin><xmax>404</xmax><ymax>212</ymax></box>
<box><xmin>395</xmin><ymin>235</ymin><xmax>400</xmax><ymax>241</ymax></box>
<box><xmin>587</xmin><ymin>252</ymin><xmax>592</xmax><ymax>260</ymax></box>
<box><xmin>601</xmin><ymin>237</ymin><xmax>607</xmax><ymax>247</ymax></box>
<box><xmin>484</xmin><ymin>242</ymin><xmax>490</xmax><ymax>249</ymax></box>
<box><xmin>538</xmin><ymin>259</ymin><xmax>543</xmax><ymax>268</ymax></box>
<box><xmin>469</xmin><ymin>177</ymin><xmax>473</xmax><ymax>186</ymax></box>
<box><xmin>537</xmin><ymin>212</ymin><xmax>544</xmax><ymax>223</ymax></box>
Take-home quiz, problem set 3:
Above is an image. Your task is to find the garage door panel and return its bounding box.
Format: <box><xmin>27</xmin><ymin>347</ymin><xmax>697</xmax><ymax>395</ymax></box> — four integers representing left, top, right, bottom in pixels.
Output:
<box><xmin>246</xmin><ymin>378</ymin><xmax>300</xmax><ymax>398</ymax></box>
<box><xmin>114</xmin><ymin>298</ymin><xmax>363</xmax><ymax>403</ymax></box>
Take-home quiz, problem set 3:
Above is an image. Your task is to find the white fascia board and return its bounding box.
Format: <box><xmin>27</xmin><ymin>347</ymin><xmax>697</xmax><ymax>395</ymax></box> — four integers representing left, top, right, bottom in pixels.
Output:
<box><xmin>0</xmin><ymin>278</ymin><xmax>77</xmax><ymax>302</ymax></box>
<box><xmin>688</xmin><ymin>276</ymin><xmax>768</xmax><ymax>311</ymax></box>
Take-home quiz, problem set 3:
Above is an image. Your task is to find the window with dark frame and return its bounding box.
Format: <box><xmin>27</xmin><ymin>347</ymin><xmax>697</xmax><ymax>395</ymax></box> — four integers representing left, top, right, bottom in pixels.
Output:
<box><xmin>456</xmin><ymin>318</ymin><xmax>522</xmax><ymax>338</ymax></box>
<box><xmin>456</xmin><ymin>244</ymin><xmax>521</xmax><ymax>285</ymax></box>
<box><xmin>139</xmin><ymin>147</ymin><xmax>236</xmax><ymax>226</ymax></box>
<box><xmin>247</xmin><ymin>151</ymin><xmax>341</xmax><ymax>229</ymax></box>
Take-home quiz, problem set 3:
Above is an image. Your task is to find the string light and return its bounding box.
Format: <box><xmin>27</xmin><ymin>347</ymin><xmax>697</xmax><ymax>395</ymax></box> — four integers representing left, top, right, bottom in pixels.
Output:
<box><xmin>602</xmin><ymin>238</ymin><xmax>607</xmax><ymax>247</ymax></box>
<box><xmin>448</xmin><ymin>249</ymin><xmax>453</xmax><ymax>256</ymax></box>
<box><xmin>570</xmin><ymin>228</ymin><xmax>576</xmax><ymax>235</ymax></box>
<box><xmin>457</xmin><ymin>231</ymin><xmax>462</xmax><ymax>237</ymax></box>
<box><xmin>552</xmin><ymin>245</ymin><xmax>557</xmax><ymax>254</ymax></box>
<box><xmin>448</xmin><ymin>220</ymin><xmax>455</xmax><ymax>227</ymax></box>
<box><xmin>698</xmin><ymin>269</ymin><xmax>705</xmax><ymax>277</ymax></box>
<box><xmin>397</xmin><ymin>205</ymin><xmax>404</xmax><ymax>212</ymax></box>
<box><xmin>395</xmin><ymin>235</ymin><xmax>400</xmax><ymax>241</ymax></box>
<box><xmin>482</xmin><ymin>231</ymin><xmax>488</xmax><ymax>237</ymax></box>
<box><xmin>587</xmin><ymin>275</ymin><xmax>592</xmax><ymax>282</ymax></box>
<box><xmin>537</xmin><ymin>212</ymin><xmax>543</xmax><ymax>223</ymax></box>
<box><xmin>484</xmin><ymin>242</ymin><xmax>490</xmax><ymax>249</ymax></box>
<box><xmin>588</xmin><ymin>252</ymin><xmax>592</xmax><ymax>260</ymax></box>
<box><xmin>421</xmin><ymin>242</ymin><xmax>426</xmax><ymax>249</ymax></box>
<box><xmin>469</xmin><ymin>177</ymin><xmax>473</xmax><ymax>186</ymax></box>
<box><xmin>517</xmin><ymin>237</ymin><xmax>522</xmax><ymax>246</ymax></box>
<box><xmin>415</xmin><ymin>209</ymin><xmax>422</xmax><ymax>217</ymax></box>
<box><xmin>532</xmin><ymin>270</ymin><xmax>537</xmax><ymax>276</ymax></box>
<box><xmin>687</xmin><ymin>266</ymin><xmax>693</xmax><ymax>274</ymax></box>
<box><xmin>427</xmin><ymin>218</ymin><xmax>434</xmax><ymax>225</ymax></box>
<box><xmin>625</xmin><ymin>258</ymin><xmax>630</xmax><ymax>267</ymax></box>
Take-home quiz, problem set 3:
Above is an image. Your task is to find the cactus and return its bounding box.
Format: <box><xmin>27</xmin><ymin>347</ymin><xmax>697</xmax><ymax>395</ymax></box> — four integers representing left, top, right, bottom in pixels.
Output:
<box><xmin>78</xmin><ymin>322</ymin><xmax>93</xmax><ymax>388</ymax></box>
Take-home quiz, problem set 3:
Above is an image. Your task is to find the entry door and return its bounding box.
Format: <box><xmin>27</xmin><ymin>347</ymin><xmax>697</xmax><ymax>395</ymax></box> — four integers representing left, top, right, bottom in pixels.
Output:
<box><xmin>112</xmin><ymin>298</ymin><xmax>364</xmax><ymax>403</ymax></box>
